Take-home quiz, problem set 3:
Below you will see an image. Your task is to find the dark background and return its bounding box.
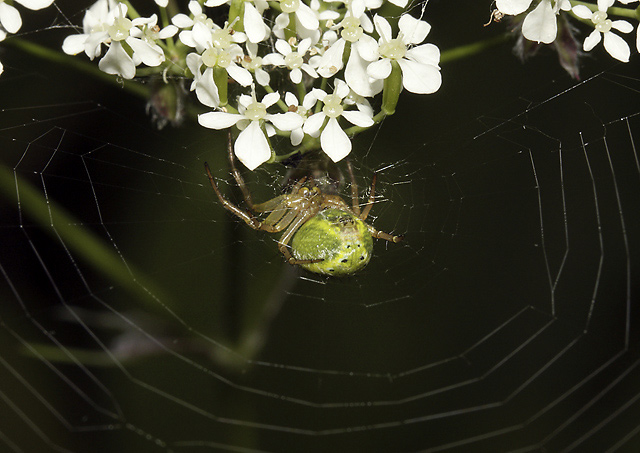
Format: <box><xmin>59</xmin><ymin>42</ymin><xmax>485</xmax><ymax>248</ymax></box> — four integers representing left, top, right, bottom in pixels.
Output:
<box><xmin>1</xmin><ymin>1</ymin><xmax>639</xmax><ymax>451</ymax></box>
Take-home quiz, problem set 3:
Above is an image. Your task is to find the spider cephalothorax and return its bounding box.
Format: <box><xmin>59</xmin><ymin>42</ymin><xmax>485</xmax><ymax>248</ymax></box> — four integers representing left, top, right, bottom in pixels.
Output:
<box><xmin>204</xmin><ymin>135</ymin><xmax>403</xmax><ymax>276</ymax></box>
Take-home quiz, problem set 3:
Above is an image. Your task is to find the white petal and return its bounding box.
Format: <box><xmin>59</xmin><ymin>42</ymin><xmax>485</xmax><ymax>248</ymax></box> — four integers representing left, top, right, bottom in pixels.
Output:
<box><xmin>398</xmin><ymin>14</ymin><xmax>431</xmax><ymax>45</ymax></box>
<box><xmin>262</xmin><ymin>52</ymin><xmax>287</xmax><ymax>66</ymax></box>
<box><xmin>406</xmin><ymin>43</ymin><xmax>440</xmax><ymax>67</ymax></box>
<box><xmin>275</xmin><ymin>39</ymin><xmax>292</xmax><ymax>56</ymax></box>
<box><xmin>387</xmin><ymin>0</ymin><xmax>408</xmax><ymax>7</ymax></box>
<box><xmin>496</xmin><ymin>0</ymin><xmax>532</xmax><ymax>15</ymax></box>
<box><xmin>522</xmin><ymin>0</ymin><xmax>557</xmax><ymax>44</ymax></box>
<box><xmin>301</xmin><ymin>64</ymin><xmax>318</xmax><ymax>78</ymax></box>
<box><xmin>360</xmin><ymin>13</ymin><xmax>373</xmax><ymax>34</ymax></box>
<box><xmin>198</xmin><ymin>111</ymin><xmax>242</xmax><ymax>129</ymax></box>
<box><xmin>14</xmin><ymin>0</ymin><xmax>53</xmax><ymax>11</ymax></box>
<box><xmin>234</xmin><ymin>121</ymin><xmax>271</xmax><ymax>170</ymax></box>
<box><xmin>345</xmin><ymin>49</ymin><xmax>382</xmax><ymax>97</ymax></box>
<box><xmin>262</xmin><ymin>92</ymin><xmax>280</xmax><ymax>108</ymax></box>
<box><xmin>316</xmin><ymin>38</ymin><xmax>346</xmax><ymax>78</ymax></box>
<box><xmin>302</xmin><ymin>112</ymin><xmax>326</xmax><ymax>135</ymax></box>
<box><xmin>171</xmin><ymin>14</ymin><xmax>193</xmax><ymax>28</ymax></box>
<box><xmin>0</xmin><ymin>60</ymin><xmax>3</xmax><ymax>75</ymax></box>
<box><xmin>603</xmin><ymin>32</ymin><xmax>630</xmax><ymax>62</ymax></box>
<box><xmin>342</xmin><ymin>110</ymin><xmax>374</xmax><ymax>127</ymax></box>
<box><xmin>84</xmin><ymin>31</ymin><xmax>109</xmax><ymax>60</ymax></box>
<box><xmin>298</xmin><ymin>37</ymin><xmax>312</xmax><ymax>55</ymax></box>
<box><xmin>354</xmin><ymin>34</ymin><xmax>379</xmax><ymax>62</ymax></box>
<box><xmin>397</xmin><ymin>59</ymin><xmax>442</xmax><ymax>94</ymax></box>
<box><xmin>334</xmin><ymin>79</ymin><xmax>350</xmax><ymax>99</ymax></box>
<box><xmin>373</xmin><ymin>15</ymin><xmax>392</xmax><ymax>42</ymax></box>
<box><xmin>285</xmin><ymin>92</ymin><xmax>298</xmax><ymax>106</ymax></box>
<box><xmin>189</xmin><ymin>0</ymin><xmax>203</xmax><ymax>15</ymax></box>
<box><xmin>351</xmin><ymin>0</ymin><xmax>365</xmax><ymax>19</ymax></box>
<box><xmin>244</xmin><ymin>2</ymin><xmax>268</xmax><ymax>43</ymax></box>
<box><xmin>192</xmin><ymin>21</ymin><xmax>213</xmax><ymax>49</ymax></box>
<box><xmin>98</xmin><ymin>42</ymin><xmax>136</xmax><ymax>79</ymax></box>
<box><xmin>612</xmin><ymin>20</ymin><xmax>633</xmax><ymax>34</ymax></box>
<box><xmin>637</xmin><ymin>26</ymin><xmax>640</xmax><ymax>54</ymax></box>
<box><xmin>295</xmin><ymin>2</ymin><xmax>319</xmax><ymax>30</ymax></box>
<box><xmin>583</xmin><ymin>29</ymin><xmax>601</xmax><ymax>51</ymax></box>
<box><xmin>0</xmin><ymin>3</ymin><xmax>22</xmax><ymax>34</ymax></box>
<box><xmin>267</xmin><ymin>112</ymin><xmax>304</xmax><ymax>131</ymax></box>
<box><xmin>571</xmin><ymin>5</ymin><xmax>592</xmax><ymax>19</ymax></box>
<box><xmin>367</xmin><ymin>58</ymin><xmax>392</xmax><ymax>80</ymax></box>
<box><xmin>155</xmin><ymin>0</ymin><xmax>169</xmax><ymax>6</ymax></box>
<box><xmin>195</xmin><ymin>67</ymin><xmax>220</xmax><ymax>108</ymax></box>
<box><xmin>290</xmin><ymin>128</ymin><xmax>304</xmax><ymax>146</ymax></box>
<box><xmin>321</xmin><ymin>117</ymin><xmax>351</xmax><ymax>162</ymax></box>
<box><xmin>62</xmin><ymin>34</ymin><xmax>87</xmax><ymax>55</ymax></box>
<box><xmin>597</xmin><ymin>0</ymin><xmax>614</xmax><ymax>11</ymax></box>
<box><xmin>126</xmin><ymin>37</ymin><xmax>164</xmax><ymax>67</ymax></box>
<box><xmin>227</xmin><ymin>64</ymin><xmax>253</xmax><ymax>87</ymax></box>
<box><xmin>158</xmin><ymin>25</ymin><xmax>178</xmax><ymax>39</ymax></box>
<box><xmin>290</xmin><ymin>68</ymin><xmax>302</xmax><ymax>84</ymax></box>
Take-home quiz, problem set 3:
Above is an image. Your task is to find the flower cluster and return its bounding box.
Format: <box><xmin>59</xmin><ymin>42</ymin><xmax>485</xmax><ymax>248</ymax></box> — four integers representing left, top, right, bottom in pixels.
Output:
<box><xmin>495</xmin><ymin>0</ymin><xmax>639</xmax><ymax>66</ymax></box>
<box><xmin>3</xmin><ymin>1</ymin><xmax>636</xmax><ymax>170</ymax></box>
<box><xmin>56</xmin><ymin>0</ymin><xmax>441</xmax><ymax>170</ymax></box>
<box><xmin>0</xmin><ymin>0</ymin><xmax>54</xmax><ymax>74</ymax></box>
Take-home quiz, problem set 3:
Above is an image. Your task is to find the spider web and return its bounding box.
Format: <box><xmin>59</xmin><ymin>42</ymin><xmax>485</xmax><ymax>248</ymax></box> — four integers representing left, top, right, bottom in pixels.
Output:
<box><xmin>1</xmin><ymin>1</ymin><xmax>640</xmax><ymax>452</ymax></box>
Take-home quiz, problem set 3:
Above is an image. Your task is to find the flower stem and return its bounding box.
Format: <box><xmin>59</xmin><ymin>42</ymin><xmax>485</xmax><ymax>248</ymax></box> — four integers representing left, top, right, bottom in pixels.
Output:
<box><xmin>440</xmin><ymin>33</ymin><xmax>511</xmax><ymax>64</ymax></box>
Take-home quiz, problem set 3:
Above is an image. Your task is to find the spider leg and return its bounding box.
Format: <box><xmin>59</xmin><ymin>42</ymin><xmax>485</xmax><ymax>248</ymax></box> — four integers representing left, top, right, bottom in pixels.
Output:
<box><xmin>366</xmin><ymin>223</ymin><xmax>404</xmax><ymax>243</ymax></box>
<box><xmin>360</xmin><ymin>172</ymin><xmax>377</xmax><ymax>221</ymax></box>
<box><xmin>226</xmin><ymin>130</ymin><xmax>256</xmax><ymax>210</ymax></box>
<box><xmin>204</xmin><ymin>162</ymin><xmax>264</xmax><ymax>230</ymax></box>
<box><xmin>277</xmin><ymin>214</ymin><xmax>324</xmax><ymax>265</ymax></box>
<box><xmin>346</xmin><ymin>159</ymin><xmax>361</xmax><ymax>216</ymax></box>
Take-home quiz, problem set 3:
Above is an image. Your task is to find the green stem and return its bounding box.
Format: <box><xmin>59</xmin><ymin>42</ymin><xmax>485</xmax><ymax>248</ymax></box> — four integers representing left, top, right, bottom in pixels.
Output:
<box><xmin>0</xmin><ymin>163</ymin><xmax>170</xmax><ymax>309</ymax></box>
<box><xmin>214</xmin><ymin>66</ymin><xmax>229</xmax><ymax>107</ymax></box>
<box><xmin>6</xmin><ymin>38</ymin><xmax>150</xmax><ymax>99</ymax></box>
<box><xmin>440</xmin><ymin>33</ymin><xmax>511</xmax><ymax>64</ymax></box>
<box><xmin>295</xmin><ymin>81</ymin><xmax>307</xmax><ymax>106</ymax></box>
<box><xmin>121</xmin><ymin>0</ymin><xmax>141</xmax><ymax>19</ymax></box>
<box><xmin>285</xmin><ymin>12</ymin><xmax>297</xmax><ymax>40</ymax></box>
<box><xmin>229</xmin><ymin>0</ymin><xmax>245</xmax><ymax>31</ymax></box>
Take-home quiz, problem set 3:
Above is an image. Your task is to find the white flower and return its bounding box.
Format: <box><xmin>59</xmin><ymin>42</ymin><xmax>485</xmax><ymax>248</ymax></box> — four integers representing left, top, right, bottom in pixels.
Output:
<box><xmin>203</xmin><ymin>0</ymin><xmax>270</xmax><ymax>43</ymax></box>
<box><xmin>302</xmin><ymin>79</ymin><xmax>374</xmax><ymax>162</ymax></box>
<box><xmin>183</xmin><ymin>20</ymin><xmax>253</xmax><ymax>107</ymax></box>
<box><xmin>272</xmin><ymin>0</ymin><xmax>320</xmax><ymax>41</ymax></box>
<box><xmin>177</xmin><ymin>1</ymin><xmax>246</xmax><ymax>51</ymax></box>
<box><xmin>284</xmin><ymin>91</ymin><xmax>317</xmax><ymax>146</ymax></box>
<box><xmin>129</xmin><ymin>14</ymin><xmax>175</xmax><ymax>67</ymax></box>
<box><xmin>573</xmin><ymin>0</ymin><xmax>633</xmax><ymax>62</ymax></box>
<box><xmin>62</xmin><ymin>0</ymin><xmax>116</xmax><ymax>59</ymax></box>
<box><xmin>63</xmin><ymin>2</ymin><xmax>169</xmax><ymax>79</ymax></box>
<box><xmin>241</xmin><ymin>42</ymin><xmax>270</xmax><ymax>86</ymax></box>
<box><xmin>198</xmin><ymin>91</ymin><xmax>303</xmax><ymax>170</ymax></box>
<box><xmin>351</xmin><ymin>14</ymin><xmax>441</xmax><ymax>96</ymax></box>
<box><xmin>263</xmin><ymin>38</ymin><xmax>318</xmax><ymax>84</ymax></box>
<box><xmin>496</xmin><ymin>0</ymin><xmax>571</xmax><ymax>44</ymax></box>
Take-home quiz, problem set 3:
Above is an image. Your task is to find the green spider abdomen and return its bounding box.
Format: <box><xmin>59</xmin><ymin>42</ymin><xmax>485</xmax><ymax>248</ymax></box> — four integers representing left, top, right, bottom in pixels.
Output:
<box><xmin>291</xmin><ymin>208</ymin><xmax>374</xmax><ymax>276</ymax></box>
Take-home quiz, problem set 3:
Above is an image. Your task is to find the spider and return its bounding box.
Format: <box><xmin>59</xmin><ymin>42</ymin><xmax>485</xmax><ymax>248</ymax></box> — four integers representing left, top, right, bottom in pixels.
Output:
<box><xmin>204</xmin><ymin>134</ymin><xmax>403</xmax><ymax>276</ymax></box>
